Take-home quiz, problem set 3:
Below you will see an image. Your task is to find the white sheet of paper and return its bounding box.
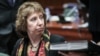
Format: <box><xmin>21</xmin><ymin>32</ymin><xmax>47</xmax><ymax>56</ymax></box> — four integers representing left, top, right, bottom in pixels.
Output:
<box><xmin>50</xmin><ymin>40</ymin><xmax>88</xmax><ymax>51</ymax></box>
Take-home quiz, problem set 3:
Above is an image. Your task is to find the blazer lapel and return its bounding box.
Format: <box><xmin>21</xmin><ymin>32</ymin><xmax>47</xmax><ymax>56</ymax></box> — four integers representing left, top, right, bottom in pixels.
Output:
<box><xmin>45</xmin><ymin>48</ymin><xmax>49</xmax><ymax>56</ymax></box>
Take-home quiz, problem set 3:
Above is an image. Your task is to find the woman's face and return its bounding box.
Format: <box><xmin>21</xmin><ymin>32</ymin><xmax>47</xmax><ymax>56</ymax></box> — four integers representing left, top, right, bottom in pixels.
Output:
<box><xmin>27</xmin><ymin>12</ymin><xmax>45</xmax><ymax>36</ymax></box>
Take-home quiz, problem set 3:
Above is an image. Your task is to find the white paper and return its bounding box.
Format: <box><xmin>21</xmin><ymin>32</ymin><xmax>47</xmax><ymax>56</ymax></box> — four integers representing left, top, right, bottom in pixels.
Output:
<box><xmin>50</xmin><ymin>40</ymin><xmax>88</xmax><ymax>51</ymax></box>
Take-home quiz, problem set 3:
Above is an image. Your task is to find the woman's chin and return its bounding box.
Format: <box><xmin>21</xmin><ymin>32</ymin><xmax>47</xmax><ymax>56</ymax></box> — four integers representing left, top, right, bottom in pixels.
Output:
<box><xmin>36</xmin><ymin>32</ymin><xmax>43</xmax><ymax>36</ymax></box>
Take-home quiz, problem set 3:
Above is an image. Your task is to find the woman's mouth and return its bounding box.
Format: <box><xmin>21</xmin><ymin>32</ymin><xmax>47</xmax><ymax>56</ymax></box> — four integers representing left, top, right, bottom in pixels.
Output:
<box><xmin>37</xmin><ymin>28</ymin><xmax>44</xmax><ymax>32</ymax></box>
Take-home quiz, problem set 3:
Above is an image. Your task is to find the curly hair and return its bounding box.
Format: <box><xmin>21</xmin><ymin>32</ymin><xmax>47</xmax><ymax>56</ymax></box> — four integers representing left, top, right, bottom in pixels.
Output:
<box><xmin>16</xmin><ymin>1</ymin><xmax>45</xmax><ymax>37</ymax></box>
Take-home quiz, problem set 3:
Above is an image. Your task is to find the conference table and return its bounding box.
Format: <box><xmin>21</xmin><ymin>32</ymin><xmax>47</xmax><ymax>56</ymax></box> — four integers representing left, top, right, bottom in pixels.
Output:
<box><xmin>46</xmin><ymin>21</ymin><xmax>92</xmax><ymax>41</ymax></box>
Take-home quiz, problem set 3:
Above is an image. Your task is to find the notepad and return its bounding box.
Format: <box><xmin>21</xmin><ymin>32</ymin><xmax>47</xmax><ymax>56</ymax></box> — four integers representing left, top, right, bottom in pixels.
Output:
<box><xmin>50</xmin><ymin>40</ymin><xmax>88</xmax><ymax>51</ymax></box>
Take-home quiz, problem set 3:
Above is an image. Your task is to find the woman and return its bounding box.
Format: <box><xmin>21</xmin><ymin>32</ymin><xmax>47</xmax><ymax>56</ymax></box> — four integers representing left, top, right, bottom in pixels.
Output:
<box><xmin>11</xmin><ymin>1</ymin><xmax>65</xmax><ymax>56</ymax></box>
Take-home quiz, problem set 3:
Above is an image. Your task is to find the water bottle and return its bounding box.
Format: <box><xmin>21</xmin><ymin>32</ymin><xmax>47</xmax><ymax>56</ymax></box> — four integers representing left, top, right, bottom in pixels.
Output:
<box><xmin>73</xmin><ymin>6</ymin><xmax>80</xmax><ymax>27</ymax></box>
<box><xmin>45</xmin><ymin>7</ymin><xmax>51</xmax><ymax>21</ymax></box>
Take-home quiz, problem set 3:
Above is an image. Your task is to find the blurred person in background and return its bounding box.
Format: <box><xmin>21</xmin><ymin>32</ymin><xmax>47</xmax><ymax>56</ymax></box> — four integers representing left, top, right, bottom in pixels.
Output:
<box><xmin>78</xmin><ymin>0</ymin><xmax>100</xmax><ymax>49</ymax></box>
<box><xmin>0</xmin><ymin>0</ymin><xmax>27</xmax><ymax>55</ymax></box>
<box><xmin>80</xmin><ymin>0</ymin><xmax>100</xmax><ymax>46</ymax></box>
<box><xmin>89</xmin><ymin>0</ymin><xmax>100</xmax><ymax>46</ymax></box>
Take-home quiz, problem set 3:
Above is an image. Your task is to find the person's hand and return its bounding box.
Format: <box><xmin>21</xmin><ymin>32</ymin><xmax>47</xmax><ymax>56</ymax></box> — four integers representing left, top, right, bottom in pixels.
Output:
<box><xmin>91</xmin><ymin>40</ymin><xmax>100</xmax><ymax>46</ymax></box>
<box><xmin>58</xmin><ymin>51</ymin><xmax>87</xmax><ymax>56</ymax></box>
<box><xmin>97</xmin><ymin>41</ymin><xmax>100</xmax><ymax>46</ymax></box>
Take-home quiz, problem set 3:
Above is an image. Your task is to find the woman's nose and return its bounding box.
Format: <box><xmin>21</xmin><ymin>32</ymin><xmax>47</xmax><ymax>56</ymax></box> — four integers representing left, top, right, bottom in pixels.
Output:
<box><xmin>38</xmin><ymin>18</ymin><xmax>43</xmax><ymax>25</ymax></box>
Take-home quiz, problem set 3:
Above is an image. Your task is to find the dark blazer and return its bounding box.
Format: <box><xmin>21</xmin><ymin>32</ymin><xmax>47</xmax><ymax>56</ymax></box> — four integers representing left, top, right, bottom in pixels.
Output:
<box><xmin>89</xmin><ymin>0</ymin><xmax>100</xmax><ymax>32</ymax></box>
<box><xmin>0</xmin><ymin>0</ymin><xmax>27</xmax><ymax>54</ymax></box>
<box><xmin>89</xmin><ymin>0</ymin><xmax>100</xmax><ymax>43</ymax></box>
<box><xmin>0</xmin><ymin>0</ymin><xmax>27</xmax><ymax>35</ymax></box>
<box><xmin>49</xmin><ymin>34</ymin><xmax>65</xmax><ymax>56</ymax></box>
<box><xmin>11</xmin><ymin>34</ymin><xmax>65</xmax><ymax>56</ymax></box>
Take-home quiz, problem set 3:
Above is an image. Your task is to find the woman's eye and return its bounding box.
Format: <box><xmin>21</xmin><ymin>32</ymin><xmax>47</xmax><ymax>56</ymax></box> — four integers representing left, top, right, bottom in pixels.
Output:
<box><xmin>30</xmin><ymin>17</ymin><xmax>37</xmax><ymax>21</ymax></box>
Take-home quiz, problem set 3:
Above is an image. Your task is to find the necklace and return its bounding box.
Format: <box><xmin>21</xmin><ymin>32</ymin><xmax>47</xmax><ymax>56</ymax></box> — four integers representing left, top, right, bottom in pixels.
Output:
<box><xmin>32</xmin><ymin>46</ymin><xmax>39</xmax><ymax>52</ymax></box>
<box><xmin>31</xmin><ymin>38</ymin><xmax>43</xmax><ymax>52</ymax></box>
<box><xmin>31</xmin><ymin>42</ymin><xmax>40</xmax><ymax>52</ymax></box>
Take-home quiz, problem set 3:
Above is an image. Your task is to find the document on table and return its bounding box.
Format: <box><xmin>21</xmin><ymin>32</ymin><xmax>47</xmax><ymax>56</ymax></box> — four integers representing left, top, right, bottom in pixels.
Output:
<box><xmin>50</xmin><ymin>40</ymin><xmax>88</xmax><ymax>51</ymax></box>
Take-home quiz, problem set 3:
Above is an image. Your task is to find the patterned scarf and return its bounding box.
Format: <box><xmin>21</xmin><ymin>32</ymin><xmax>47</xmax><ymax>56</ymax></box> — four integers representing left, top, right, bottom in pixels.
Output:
<box><xmin>16</xmin><ymin>33</ymin><xmax>50</xmax><ymax>56</ymax></box>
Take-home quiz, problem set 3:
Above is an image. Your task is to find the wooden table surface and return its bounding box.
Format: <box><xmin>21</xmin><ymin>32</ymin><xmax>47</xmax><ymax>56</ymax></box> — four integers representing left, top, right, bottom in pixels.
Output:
<box><xmin>46</xmin><ymin>21</ymin><xmax>92</xmax><ymax>41</ymax></box>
